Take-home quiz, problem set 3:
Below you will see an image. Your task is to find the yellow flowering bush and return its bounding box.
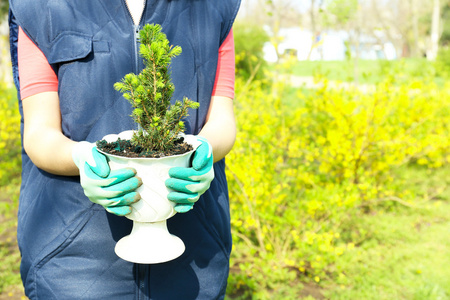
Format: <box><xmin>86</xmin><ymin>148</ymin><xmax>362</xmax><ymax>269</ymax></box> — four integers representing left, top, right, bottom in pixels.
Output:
<box><xmin>0</xmin><ymin>82</ymin><xmax>21</xmax><ymax>186</ymax></box>
<box><xmin>297</xmin><ymin>77</ymin><xmax>450</xmax><ymax>186</ymax></box>
<box><xmin>226</xmin><ymin>70</ymin><xmax>450</xmax><ymax>298</ymax></box>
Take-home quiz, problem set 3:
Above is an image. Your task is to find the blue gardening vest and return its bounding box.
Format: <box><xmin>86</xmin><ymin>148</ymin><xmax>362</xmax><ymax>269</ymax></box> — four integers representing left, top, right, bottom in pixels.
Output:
<box><xmin>9</xmin><ymin>1</ymin><xmax>240</xmax><ymax>299</ymax></box>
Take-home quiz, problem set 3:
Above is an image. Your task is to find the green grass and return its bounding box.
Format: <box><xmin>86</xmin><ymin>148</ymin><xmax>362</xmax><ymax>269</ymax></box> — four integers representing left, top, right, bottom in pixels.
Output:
<box><xmin>324</xmin><ymin>203</ymin><xmax>450</xmax><ymax>300</ymax></box>
<box><xmin>323</xmin><ymin>166</ymin><xmax>450</xmax><ymax>300</ymax></box>
<box><xmin>288</xmin><ymin>58</ymin><xmax>440</xmax><ymax>85</ymax></box>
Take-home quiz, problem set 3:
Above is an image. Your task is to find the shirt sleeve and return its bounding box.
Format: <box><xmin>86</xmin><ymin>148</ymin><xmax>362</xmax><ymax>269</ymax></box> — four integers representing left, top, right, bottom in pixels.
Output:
<box><xmin>18</xmin><ymin>26</ymin><xmax>235</xmax><ymax>100</ymax></box>
<box><xmin>18</xmin><ymin>27</ymin><xmax>58</xmax><ymax>99</ymax></box>
<box><xmin>211</xmin><ymin>29</ymin><xmax>235</xmax><ymax>99</ymax></box>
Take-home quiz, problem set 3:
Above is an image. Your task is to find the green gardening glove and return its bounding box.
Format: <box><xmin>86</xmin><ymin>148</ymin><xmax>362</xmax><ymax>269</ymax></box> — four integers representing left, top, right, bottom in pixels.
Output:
<box><xmin>165</xmin><ymin>136</ymin><xmax>215</xmax><ymax>213</ymax></box>
<box><xmin>72</xmin><ymin>142</ymin><xmax>142</xmax><ymax>216</ymax></box>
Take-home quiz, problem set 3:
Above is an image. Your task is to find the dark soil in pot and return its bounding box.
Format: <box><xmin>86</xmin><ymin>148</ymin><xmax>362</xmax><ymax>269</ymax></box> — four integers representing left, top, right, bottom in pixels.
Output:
<box><xmin>96</xmin><ymin>137</ymin><xmax>193</xmax><ymax>158</ymax></box>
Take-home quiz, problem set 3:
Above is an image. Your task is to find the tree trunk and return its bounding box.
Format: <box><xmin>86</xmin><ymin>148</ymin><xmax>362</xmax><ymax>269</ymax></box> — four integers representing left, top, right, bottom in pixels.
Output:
<box><xmin>411</xmin><ymin>0</ymin><xmax>420</xmax><ymax>57</ymax></box>
<box><xmin>429</xmin><ymin>0</ymin><xmax>441</xmax><ymax>60</ymax></box>
<box><xmin>310</xmin><ymin>0</ymin><xmax>317</xmax><ymax>33</ymax></box>
<box><xmin>307</xmin><ymin>0</ymin><xmax>317</xmax><ymax>60</ymax></box>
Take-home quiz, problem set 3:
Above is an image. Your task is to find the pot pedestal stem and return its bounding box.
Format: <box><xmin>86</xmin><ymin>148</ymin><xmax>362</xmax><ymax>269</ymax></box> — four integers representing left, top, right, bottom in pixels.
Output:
<box><xmin>115</xmin><ymin>220</ymin><xmax>185</xmax><ymax>264</ymax></box>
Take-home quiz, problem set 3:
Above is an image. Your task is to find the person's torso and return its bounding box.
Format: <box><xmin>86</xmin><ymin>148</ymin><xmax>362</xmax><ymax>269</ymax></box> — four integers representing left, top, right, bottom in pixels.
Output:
<box><xmin>12</xmin><ymin>0</ymin><xmax>238</xmax><ymax>140</ymax></box>
<box><xmin>9</xmin><ymin>3</ymin><xmax>239</xmax><ymax>297</ymax></box>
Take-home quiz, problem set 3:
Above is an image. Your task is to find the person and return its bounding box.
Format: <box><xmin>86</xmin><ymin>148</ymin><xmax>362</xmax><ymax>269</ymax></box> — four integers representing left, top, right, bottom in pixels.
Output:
<box><xmin>8</xmin><ymin>0</ymin><xmax>241</xmax><ymax>298</ymax></box>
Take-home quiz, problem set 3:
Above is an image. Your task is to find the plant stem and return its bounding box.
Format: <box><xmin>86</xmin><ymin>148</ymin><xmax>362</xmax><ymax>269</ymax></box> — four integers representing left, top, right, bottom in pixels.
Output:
<box><xmin>152</xmin><ymin>59</ymin><xmax>158</xmax><ymax>116</ymax></box>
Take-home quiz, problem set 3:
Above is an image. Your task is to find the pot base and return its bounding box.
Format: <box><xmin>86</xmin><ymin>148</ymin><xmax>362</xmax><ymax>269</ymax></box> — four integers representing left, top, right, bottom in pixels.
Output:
<box><xmin>115</xmin><ymin>220</ymin><xmax>185</xmax><ymax>264</ymax></box>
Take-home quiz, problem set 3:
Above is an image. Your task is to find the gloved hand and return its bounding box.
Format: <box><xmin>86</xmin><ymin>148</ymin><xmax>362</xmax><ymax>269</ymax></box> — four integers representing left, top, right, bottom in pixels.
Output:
<box><xmin>72</xmin><ymin>141</ymin><xmax>142</xmax><ymax>216</ymax></box>
<box><xmin>165</xmin><ymin>136</ymin><xmax>215</xmax><ymax>213</ymax></box>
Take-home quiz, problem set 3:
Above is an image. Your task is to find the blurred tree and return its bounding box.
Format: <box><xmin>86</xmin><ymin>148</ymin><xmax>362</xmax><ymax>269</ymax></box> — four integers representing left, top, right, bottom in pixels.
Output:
<box><xmin>234</xmin><ymin>21</ymin><xmax>269</xmax><ymax>81</ymax></box>
<box><xmin>320</xmin><ymin>0</ymin><xmax>359</xmax><ymax>53</ymax></box>
<box><xmin>0</xmin><ymin>0</ymin><xmax>8</xmax><ymax>17</ymax></box>
<box><xmin>310</xmin><ymin>0</ymin><xmax>318</xmax><ymax>34</ymax></box>
<box><xmin>320</xmin><ymin>0</ymin><xmax>362</xmax><ymax>80</ymax></box>
<box><xmin>237</xmin><ymin>0</ymin><xmax>304</xmax><ymax>61</ymax></box>
<box><xmin>370</xmin><ymin>0</ymin><xmax>435</xmax><ymax>58</ymax></box>
<box><xmin>411</xmin><ymin>0</ymin><xmax>420</xmax><ymax>57</ymax></box>
<box><xmin>239</xmin><ymin>0</ymin><xmax>444</xmax><ymax>60</ymax></box>
<box><xmin>262</xmin><ymin>0</ymin><xmax>303</xmax><ymax>61</ymax></box>
<box><xmin>0</xmin><ymin>0</ymin><xmax>10</xmax><ymax>84</ymax></box>
<box><xmin>441</xmin><ymin>2</ymin><xmax>450</xmax><ymax>46</ymax></box>
<box><xmin>321</xmin><ymin>0</ymin><xmax>358</xmax><ymax>26</ymax></box>
<box><xmin>428</xmin><ymin>0</ymin><xmax>441</xmax><ymax>60</ymax></box>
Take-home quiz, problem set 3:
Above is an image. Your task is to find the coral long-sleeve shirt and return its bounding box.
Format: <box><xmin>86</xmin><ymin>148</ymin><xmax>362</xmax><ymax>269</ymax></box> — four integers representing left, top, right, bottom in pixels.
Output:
<box><xmin>18</xmin><ymin>27</ymin><xmax>235</xmax><ymax>100</ymax></box>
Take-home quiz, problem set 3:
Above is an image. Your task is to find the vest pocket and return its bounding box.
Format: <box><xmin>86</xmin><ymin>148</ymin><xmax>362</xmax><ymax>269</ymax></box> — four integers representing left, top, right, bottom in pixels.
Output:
<box><xmin>23</xmin><ymin>209</ymin><xmax>94</xmax><ymax>297</ymax></box>
<box><xmin>30</xmin><ymin>210</ymin><xmax>93</xmax><ymax>265</ymax></box>
<box><xmin>47</xmin><ymin>32</ymin><xmax>94</xmax><ymax>64</ymax></box>
<box><xmin>25</xmin><ymin>210</ymin><xmax>131</xmax><ymax>298</ymax></box>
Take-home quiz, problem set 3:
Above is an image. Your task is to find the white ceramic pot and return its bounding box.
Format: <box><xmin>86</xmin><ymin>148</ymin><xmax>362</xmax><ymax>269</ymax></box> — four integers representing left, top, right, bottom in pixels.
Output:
<box><xmin>98</xmin><ymin>130</ymin><xmax>199</xmax><ymax>264</ymax></box>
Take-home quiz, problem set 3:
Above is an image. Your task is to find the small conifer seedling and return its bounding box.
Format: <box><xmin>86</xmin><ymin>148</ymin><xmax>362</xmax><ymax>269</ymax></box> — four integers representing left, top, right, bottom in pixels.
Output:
<box><xmin>113</xmin><ymin>24</ymin><xmax>199</xmax><ymax>154</ymax></box>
